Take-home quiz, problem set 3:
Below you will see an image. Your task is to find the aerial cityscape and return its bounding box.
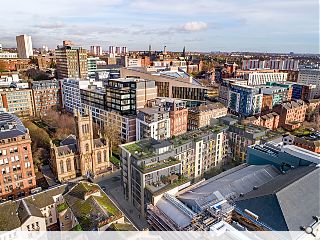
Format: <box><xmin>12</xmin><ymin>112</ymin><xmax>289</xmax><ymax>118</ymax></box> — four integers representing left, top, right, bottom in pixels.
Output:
<box><xmin>0</xmin><ymin>0</ymin><xmax>319</xmax><ymax>239</ymax></box>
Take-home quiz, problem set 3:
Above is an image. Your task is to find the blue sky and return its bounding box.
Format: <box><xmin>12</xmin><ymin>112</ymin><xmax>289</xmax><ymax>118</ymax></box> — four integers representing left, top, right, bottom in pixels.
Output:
<box><xmin>0</xmin><ymin>0</ymin><xmax>318</xmax><ymax>53</ymax></box>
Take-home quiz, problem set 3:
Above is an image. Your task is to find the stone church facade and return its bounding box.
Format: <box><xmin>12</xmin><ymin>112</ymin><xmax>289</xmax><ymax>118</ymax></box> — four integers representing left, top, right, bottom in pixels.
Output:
<box><xmin>50</xmin><ymin>111</ymin><xmax>110</xmax><ymax>182</ymax></box>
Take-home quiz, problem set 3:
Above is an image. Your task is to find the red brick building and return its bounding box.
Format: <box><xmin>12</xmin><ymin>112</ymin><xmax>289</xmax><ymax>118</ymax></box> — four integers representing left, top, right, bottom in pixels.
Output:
<box><xmin>243</xmin><ymin>112</ymin><xmax>279</xmax><ymax>131</ymax></box>
<box><xmin>0</xmin><ymin>112</ymin><xmax>36</xmax><ymax>200</ymax></box>
<box><xmin>261</xmin><ymin>95</ymin><xmax>273</xmax><ymax>113</ymax></box>
<box><xmin>260</xmin><ymin>112</ymin><xmax>279</xmax><ymax>130</ymax></box>
<box><xmin>273</xmin><ymin>100</ymin><xmax>307</xmax><ymax>131</ymax></box>
<box><xmin>170</xmin><ymin>108</ymin><xmax>188</xmax><ymax>137</ymax></box>
<box><xmin>294</xmin><ymin>136</ymin><xmax>320</xmax><ymax>154</ymax></box>
<box><xmin>0</xmin><ymin>59</ymin><xmax>31</xmax><ymax>71</ymax></box>
<box><xmin>29</xmin><ymin>79</ymin><xmax>61</xmax><ymax>116</ymax></box>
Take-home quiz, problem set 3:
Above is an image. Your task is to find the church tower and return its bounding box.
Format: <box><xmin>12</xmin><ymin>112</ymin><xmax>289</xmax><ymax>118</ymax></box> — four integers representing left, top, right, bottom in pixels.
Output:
<box><xmin>74</xmin><ymin>110</ymin><xmax>95</xmax><ymax>177</ymax></box>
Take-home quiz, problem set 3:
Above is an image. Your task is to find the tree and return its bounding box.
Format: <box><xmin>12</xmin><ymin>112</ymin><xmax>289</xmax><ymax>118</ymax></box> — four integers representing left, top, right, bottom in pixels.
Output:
<box><xmin>23</xmin><ymin>120</ymin><xmax>51</xmax><ymax>171</ymax></box>
<box><xmin>103</xmin><ymin>124</ymin><xmax>121</xmax><ymax>158</ymax></box>
<box><xmin>42</xmin><ymin>110</ymin><xmax>75</xmax><ymax>140</ymax></box>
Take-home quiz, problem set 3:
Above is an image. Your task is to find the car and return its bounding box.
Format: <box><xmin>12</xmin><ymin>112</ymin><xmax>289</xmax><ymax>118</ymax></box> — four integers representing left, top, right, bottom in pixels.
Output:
<box><xmin>101</xmin><ymin>186</ymin><xmax>106</xmax><ymax>191</ymax></box>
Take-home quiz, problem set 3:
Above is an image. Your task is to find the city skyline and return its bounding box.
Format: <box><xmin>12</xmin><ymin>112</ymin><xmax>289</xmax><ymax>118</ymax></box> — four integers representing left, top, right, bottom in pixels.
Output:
<box><xmin>0</xmin><ymin>0</ymin><xmax>318</xmax><ymax>53</ymax></box>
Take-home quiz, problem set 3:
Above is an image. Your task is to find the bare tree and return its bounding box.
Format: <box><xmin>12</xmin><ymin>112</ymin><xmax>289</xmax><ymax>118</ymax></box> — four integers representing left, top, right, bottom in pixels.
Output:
<box><xmin>43</xmin><ymin>109</ymin><xmax>75</xmax><ymax>140</ymax></box>
<box><xmin>103</xmin><ymin>124</ymin><xmax>121</xmax><ymax>157</ymax></box>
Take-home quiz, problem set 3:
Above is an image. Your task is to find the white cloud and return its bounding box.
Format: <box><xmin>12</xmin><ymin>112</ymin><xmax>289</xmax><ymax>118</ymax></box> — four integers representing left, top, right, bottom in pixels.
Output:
<box><xmin>182</xmin><ymin>21</ymin><xmax>208</xmax><ymax>31</ymax></box>
<box><xmin>34</xmin><ymin>22</ymin><xmax>65</xmax><ymax>29</ymax></box>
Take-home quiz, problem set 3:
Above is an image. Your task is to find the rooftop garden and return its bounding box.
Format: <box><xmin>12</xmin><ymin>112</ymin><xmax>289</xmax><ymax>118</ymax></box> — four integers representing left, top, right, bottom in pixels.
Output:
<box><xmin>71</xmin><ymin>224</ymin><xmax>83</xmax><ymax>231</ymax></box>
<box><xmin>108</xmin><ymin>223</ymin><xmax>136</xmax><ymax>231</ymax></box>
<box><xmin>93</xmin><ymin>195</ymin><xmax>122</xmax><ymax>218</ymax></box>
<box><xmin>146</xmin><ymin>175</ymin><xmax>189</xmax><ymax>195</ymax></box>
<box><xmin>124</xmin><ymin>142</ymin><xmax>142</xmax><ymax>154</ymax></box>
<box><xmin>56</xmin><ymin>202</ymin><xmax>69</xmax><ymax>213</ymax></box>
<box><xmin>138</xmin><ymin>157</ymin><xmax>181</xmax><ymax>174</ymax></box>
<box><xmin>124</xmin><ymin>142</ymin><xmax>156</xmax><ymax>160</ymax></box>
<box><xmin>69</xmin><ymin>183</ymin><xmax>123</xmax><ymax>230</ymax></box>
<box><xmin>172</xmin><ymin>124</ymin><xmax>228</xmax><ymax>147</ymax></box>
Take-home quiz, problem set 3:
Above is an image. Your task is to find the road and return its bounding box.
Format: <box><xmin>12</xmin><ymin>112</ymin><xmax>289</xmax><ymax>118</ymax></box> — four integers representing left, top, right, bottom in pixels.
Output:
<box><xmin>94</xmin><ymin>170</ymin><xmax>148</xmax><ymax>230</ymax></box>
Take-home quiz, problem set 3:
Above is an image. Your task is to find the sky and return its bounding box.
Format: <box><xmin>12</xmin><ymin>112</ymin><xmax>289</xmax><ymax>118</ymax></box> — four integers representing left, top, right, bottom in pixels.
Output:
<box><xmin>0</xmin><ymin>0</ymin><xmax>319</xmax><ymax>53</ymax></box>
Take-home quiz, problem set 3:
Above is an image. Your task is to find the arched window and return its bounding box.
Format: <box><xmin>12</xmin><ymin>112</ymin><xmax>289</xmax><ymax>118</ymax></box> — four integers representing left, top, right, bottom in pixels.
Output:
<box><xmin>104</xmin><ymin>150</ymin><xmax>107</xmax><ymax>162</ymax></box>
<box><xmin>66</xmin><ymin>159</ymin><xmax>71</xmax><ymax>172</ymax></box>
<box><xmin>60</xmin><ymin>160</ymin><xmax>64</xmax><ymax>173</ymax></box>
<box><xmin>85</xmin><ymin>143</ymin><xmax>89</xmax><ymax>152</ymax></box>
<box><xmin>97</xmin><ymin>152</ymin><xmax>101</xmax><ymax>164</ymax></box>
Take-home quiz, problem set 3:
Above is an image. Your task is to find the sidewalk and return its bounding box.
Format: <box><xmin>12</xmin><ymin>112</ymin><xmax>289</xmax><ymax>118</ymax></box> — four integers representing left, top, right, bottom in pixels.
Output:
<box><xmin>108</xmin><ymin>185</ymin><xmax>148</xmax><ymax>230</ymax></box>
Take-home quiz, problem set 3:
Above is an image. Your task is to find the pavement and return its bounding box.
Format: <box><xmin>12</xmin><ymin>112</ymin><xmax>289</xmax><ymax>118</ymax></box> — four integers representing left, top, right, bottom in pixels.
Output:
<box><xmin>94</xmin><ymin>171</ymin><xmax>148</xmax><ymax>230</ymax></box>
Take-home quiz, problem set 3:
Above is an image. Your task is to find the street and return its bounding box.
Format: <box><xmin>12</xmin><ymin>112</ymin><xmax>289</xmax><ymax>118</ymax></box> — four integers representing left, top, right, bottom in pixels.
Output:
<box><xmin>94</xmin><ymin>170</ymin><xmax>148</xmax><ymax>230</ymax></box>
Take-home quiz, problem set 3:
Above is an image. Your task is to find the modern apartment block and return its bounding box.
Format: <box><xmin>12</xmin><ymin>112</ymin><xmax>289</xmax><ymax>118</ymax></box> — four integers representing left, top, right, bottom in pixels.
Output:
<box><xmin>80</xmin><ymin>84</ymin><xmax>137</xmax><ymax>143</ymax></box>
<box><xmin>187</xmin><ymin>103</ymin><xmax>228</xmax><ymax>130</ymax></box>
<box><xmin>226</xmin><ymin>123</ymin><xmax>277</xmax><ymax>162</ymax></box>
<box><xmin>242</xmin><ymin>59</ymin><xmax>299</xmax><ymax>71</ymax></box>
<box><xmin>29</xmin><ymin>80</ymin><xmax>61</xmax><ymax>116</ymax></box>
<box><xmin>0</xmin><ymin>88</ymin><xmax>34</xmax><ymax>117</ymax></box>
<box><xmin>80</xmin><ymin>85</ymin><xmax>106</xmax><ymax>110</ymax></box>
<box><xmin>87</xmin><ymin>57</ymin><xmax>100</xmax><ymax>79</ymax></box>
<box><xmin>0</xmin><ymin>112</ymin><xmax>36</xmax><ymax>200</ymax></box>
<box><xmin>61</xmin><ymin>78</ymin><xmax>103</xmax><ymax>113</ymax></box>
<box><xmin>292</xmin><ymin>83</ymin><xmax>317</xmax><ymax>101</ymax></box>
<box><xmin>16</xmin><ymin>34</ymin><xmax>33</xmax><ymax>59</ymax></box>
<box><xmin>298</xmin><ymin>69</ymin><xmax>320</xmax><ymax>98</ymax></box>
<box><xmin>55</xmin><ymin>43</ymin><xmax>88</xmax><ymax>79</ymax></box>
<box><xmin>273</xmin><ymin>100</ymin><xmax>307</xmax><ymax>130</ymax></box>
<box><xmin>120</xmin><ymin>124</ymin><xmax>228</xmax><ymax>215</ymax></box>
<box><xmin>228</xmin><ymin>85</ymin><xmax>263</xmax><ymax>117</ymax></box>
<box><xmin>245</xmin><ymin>72</ymin><xmax>288</xmax><ymax>85</ymax></box>
<box><xmin>260</xmin><ymin>85</ymin><xmax>292</xmax><ymax>109</ymax></box>
<box><xmin>84</xmin><ymin>104</ymin><xmax>137</xmax><ymax>143</ymax></box>
<box><xmin>105</xmin><ymin>78</ymin><xmax>157</xmax><ymax>115</ymax></box>
<box><xmin>218</xmin><ymin>78</ymin><xmax>248</xmax><ymax>106</ymax></box>
<box><xmin>136</xmin><ymin>107</ymin><xmax>170</xmax><ymax>141</ymax></box>
<box><xmin>120</xmin><ymin>67</ymin><xmax>208</xmax><ymax>101</ymax></box>
<box><xmin>267</xmin><ymin>81</ymin><xmax>315</xmax><ymax>101</ymax></box>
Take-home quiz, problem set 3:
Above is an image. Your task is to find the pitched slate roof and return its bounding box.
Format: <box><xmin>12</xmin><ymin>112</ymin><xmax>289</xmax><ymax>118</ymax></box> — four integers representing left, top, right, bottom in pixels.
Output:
<box><xmin>17</xmin><ymin>200</ymin><xmax>43</xmax><ymax>223</ymax></box>
<box><xmin>24</xmin><ymin>185</ymin><xmax>68</xmax><ymax>208</ymax></box>
<box><xmin>93</xmin><ymin>138</ymin><xmax>107</xmax><ymax>148</ymax></box>
<box><xmin>60</xmin><ymin>134</ymin><xmax>77</xmax><ymax>146</ymax></box>
<box><xmin>0</xmin><ymin>185</ymin><xmax>67</xmax><ymax>231</ymax></box>
<box><xmin>236</xmin><ymin>166</ymin><xmax>320</xmax><ymax>231</ymax></box>
<box><xmin>64</xmin><ymin>182</ymin><xmax>122</xmax><ymax>231</ymax></box>
<box><xmin>0</xmin><ymin>199</ymin><xmax>44</xmax><ymax>231</ymax></box>
<box><xmin>56</xmin><ymin>144</ymin><xmax>77</xmax><ymax>156</ymax></box>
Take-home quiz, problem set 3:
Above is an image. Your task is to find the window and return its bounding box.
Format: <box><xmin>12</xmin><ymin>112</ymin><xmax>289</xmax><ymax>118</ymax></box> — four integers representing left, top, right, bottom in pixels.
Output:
<box><xmin>66</xmin><ymin>159</ymin><xmax>71</xmax><ymax>172</ymax></box>
<box><xmin>85</xmin><ymin>143</ymin><xmax>89</xmax><ymax>152</ymax></box>
<box><xmin>97</xmin><ymin>152</ymin><xmax>101</xmax><ymax>164</ymax></box>
<box><xmin>104</xmin><ymin>150</ymin><xmax>107</xmax><ymax>162</ymax></box>
<box><xmin>60</xmin><ymin>160</ymin><xmax>64</xmax><ymax>173</ymax></box>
